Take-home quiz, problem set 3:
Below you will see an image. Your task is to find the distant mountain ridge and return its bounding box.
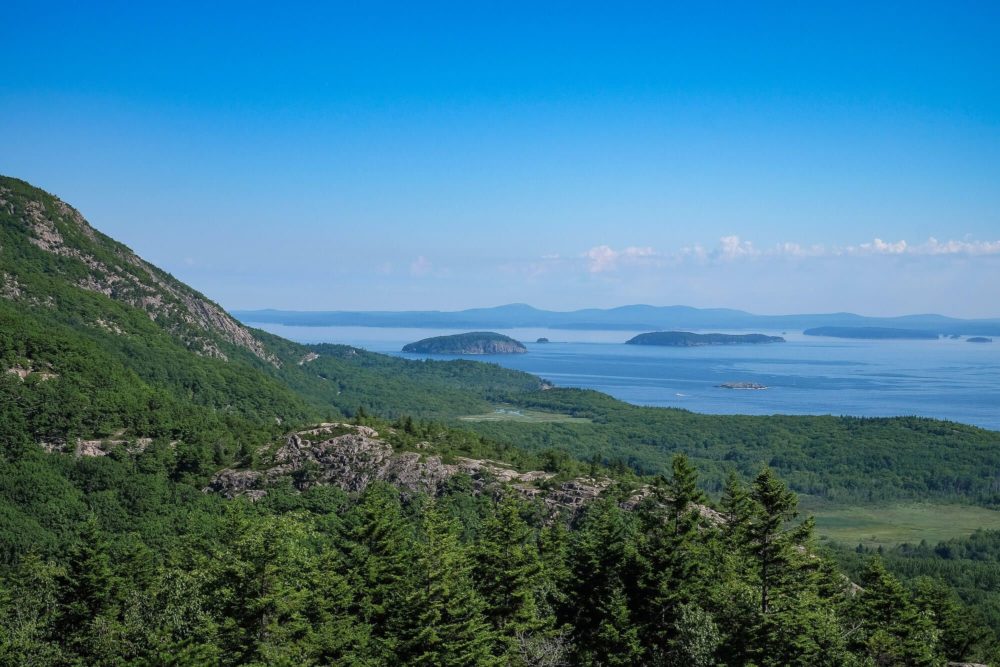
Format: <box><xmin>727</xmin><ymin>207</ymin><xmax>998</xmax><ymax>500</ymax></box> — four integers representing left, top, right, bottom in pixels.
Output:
<box><xmin>236</xmin><ymin>303</ymin><xmax>1000</xmax><ymax>336</ymax></box>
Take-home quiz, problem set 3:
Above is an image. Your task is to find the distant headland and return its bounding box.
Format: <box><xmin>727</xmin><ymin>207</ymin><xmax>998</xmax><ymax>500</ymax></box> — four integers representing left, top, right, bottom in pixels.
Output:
<box><xmin>967</xmin><ymin>336</ymin><xmax>993</xmax><ymax>343</ymax></box>
<box><xmin>626</xmin><ymin>331</ymin><xmax>785</xmax><ymax>347</ymax></box>
<box><xmin>402</xmin><ymin>332</ymin><xmax>527</xmax><ymax>355</ymax></box>
<box><xmin>803</xmin><ymin>327</ymin><xmax>939</xmax><ymax>340</ymax></box>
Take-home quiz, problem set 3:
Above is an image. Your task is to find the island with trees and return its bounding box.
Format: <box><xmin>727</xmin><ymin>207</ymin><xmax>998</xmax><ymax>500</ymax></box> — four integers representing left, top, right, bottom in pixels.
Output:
<box><xmin>803</xmin><ymin>326</ymin><xmax>939</xmax><ymax>340</ymax></box>
<box><xmin>402</xmin><ymin>331</ymin><xmax>528</xmax><ymax>354</ymax></box>
<box><xmin>626</xmin><ymin>331</ymin><xmax>785</xmax><ymax>347</ymax></box>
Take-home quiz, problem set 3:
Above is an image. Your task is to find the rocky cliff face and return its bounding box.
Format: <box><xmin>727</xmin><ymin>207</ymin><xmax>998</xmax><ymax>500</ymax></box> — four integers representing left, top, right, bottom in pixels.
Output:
<box><xmin>205</xmin><ymin>423</ymin><xmax>723</xmax><ymax>521</ymax></box>
<box><xmin>0</xmin><ymin>177</ymin><xmax>277</xmax><ymax>364</ymax></box>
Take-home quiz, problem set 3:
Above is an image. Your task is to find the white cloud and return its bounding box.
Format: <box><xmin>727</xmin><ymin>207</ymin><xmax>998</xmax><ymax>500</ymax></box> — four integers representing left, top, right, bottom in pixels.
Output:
<box><xmin>844</xmin><ymin>237</ymin><xmax>1000</xmax><ymax>257</ymax></box>
<box><xmin>584</xmin><ymin>245</ymin><xmax>656</xmax><ymax>273</ymax></box>
<box><xmin>410</xmin><ymin>256</ymin><xmax>432</xmax><ymax>276</ymax></box>
<box><xmin>567</xmin><ymin>234</ymin><xmax>1000</xmax><ymax>278</ymax></box>
<box><xmin>917</xmin><ymin>237</ymin><xmax>1000</xmax><ymax>256</ymax></box>
<box><xmin>716</xmin><ymin>235</ymin><xmax>757</xmax><ymax>260</ymax></box>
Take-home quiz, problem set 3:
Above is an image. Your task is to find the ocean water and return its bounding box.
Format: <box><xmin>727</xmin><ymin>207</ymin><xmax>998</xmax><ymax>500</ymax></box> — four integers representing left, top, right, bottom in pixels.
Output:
<box><xmin>251</xmin><ymin>324</ymin><xmax>1000</xmax><ymax>431</ymax></box>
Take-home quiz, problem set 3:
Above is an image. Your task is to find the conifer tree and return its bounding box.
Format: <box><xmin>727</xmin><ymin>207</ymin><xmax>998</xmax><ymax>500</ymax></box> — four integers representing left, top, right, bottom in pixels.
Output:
<box><xmin>566</xmin><ymin>498</ymin><xmax>639</xmax><ymax>665</ymax></box>
<box><xmin>343</xmin><ymin>482</ymin><xmax>414</xmax><ymax>660</ymax></box>
<box><xmin>720</xmin><ymin>469</ymin><xmax>753</xmax><ymax>545</ymax></box>
<box><xmin>306</xmin><ymin>549</ymin><xmax>373</xmax><ymax>666</ymax></box>
<box><xmin>748</xmin><ymin>467</ymin><xmax>806</xmax><ymax>616</ymax></box>
<box><xmin>910</xmin><ymin>576</ymin><xmax>987</xmax><ymax>663</ymax></box>
<box><xmin>472</xmin><ymin>495</ymin><xmax>551</xmax><ymax>660</ymax></box>
<box><xmin>0</xmin><ymin>552</ymin><xmax>65</xmax><ymax>665</ymax></box>
<box><xmin>744</xmin><ymin>468</ymin><xmax>850</xmax><ymax>665</ymax></box>
<box><xmin>635</xmin><ymin>456</ymin><xmax>709</xmax><ymax>660</ymax></box>
<box><xmin>397</xmin><ymin>500</ymin><xmax>498</xmax><ymax>666</ymax></box>
<box><xmin>202</xmin><ymin>508</ymin><xmax>315</xmax><ymax>666</ymax></box>
<box><xmin>592</xmin><ymin>582</ymin><xmax>642</xmax><ymax>667</ymax></box>
<box><xmin>851</xmin><ymin>558</ymin><xmax>940</xmax><ymax>666</ymax></box>
<box><xmin>57</xmin><ymin>515</ymin><xmax>126</xmax><ymax>664</ymax></box>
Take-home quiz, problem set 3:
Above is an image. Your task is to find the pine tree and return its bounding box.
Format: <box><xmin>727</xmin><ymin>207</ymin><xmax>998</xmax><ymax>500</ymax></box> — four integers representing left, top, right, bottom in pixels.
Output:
<box><xmin>57</xmin><ymin>515</ymin><xmax>126</xmax><ymax>665</ymax></box>
<box><xmin>397</xmin><ymin>500</ymin><xmax>498</xmax><ymax>666</ymax></box>
<box><xmin>720</xmin><ymin>469</ymin><xmax>753</xmax><ymax>545</ymax></box>
<box><xmin>635</xmin><ymin>456</ymin><xmax>709</xmax><ymax>661</ymax></box>
<box><xmin>305</xmin><ymin>549</ymin><xmax>373</xmax><ymax>666</ymax></box>
<box><xmin>592</xmin><ymin>583</ymin><xmax>642</xmax><ymax>667</ymax></box>
<box><xmin>910</xmin><ymin>576</ymin><xmax>988</xmax><ymax>663</ymax></box>
<box><xmin>343</xmin><ymin>482</ymin><xmax>414</xmax><ymax>660</ymax></box>
<box><xmin>748</xmin><ymin>467</ymin><xmax>805</xmax><ymax>616</ymax></box>
<box><xmin>0</xmin><ymin>552</ymin><xmax>65</xmax><ymax>665</ymax></box>
<box><xmin>202</xmin><ymin>508</ymin><xmax>315</xmax><ymax>666</ymax></box>
<box><xmin>565</xmin><ymin>498</ymin><xmax>640</xmax><ymax>665</ymax></box>
<box><xmin>850</xmin><ymin>558</ymin><xmax>941</xmax><ymax>667</ymax></box>
<box><xmin>667</xmin><ymin>454</ymin><xmax>705</xmax><ymax>523</ymax></box>
<box><xmin>744</xmin><ymin>468</ymin><xmax>849</xmax><ymax>666</ymax></box>
<box><xmin>472</xmin><ymin>495</ymin><xmax>551</xmax><ymax>661</ymax></box>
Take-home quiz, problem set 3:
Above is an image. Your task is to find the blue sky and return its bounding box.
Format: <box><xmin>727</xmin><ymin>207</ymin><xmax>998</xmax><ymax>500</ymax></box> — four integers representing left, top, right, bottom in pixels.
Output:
<box><xmin>3</xmin><ymin>1</ymin><xmax>999</xmax><ymax>316</ymax></box>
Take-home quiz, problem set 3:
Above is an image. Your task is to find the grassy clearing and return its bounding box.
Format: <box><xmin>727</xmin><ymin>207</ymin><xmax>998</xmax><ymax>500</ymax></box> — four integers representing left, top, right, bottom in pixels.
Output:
<box><xmin>808</xmin><ymin>502</ymin><xmax>1000</xmax><ymax>548</ymax></box>
<box><xmin>458</xmin><ymin>407</ymin><xmax>592</xmax><ymax>424</ymax></box>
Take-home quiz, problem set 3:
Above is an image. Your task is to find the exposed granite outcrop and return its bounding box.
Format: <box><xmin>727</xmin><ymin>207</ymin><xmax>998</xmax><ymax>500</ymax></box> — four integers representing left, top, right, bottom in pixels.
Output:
<box><xmin>204</xmin><ymin>424</ymin><xmax>722</xmax><ymax>523</ymax></box>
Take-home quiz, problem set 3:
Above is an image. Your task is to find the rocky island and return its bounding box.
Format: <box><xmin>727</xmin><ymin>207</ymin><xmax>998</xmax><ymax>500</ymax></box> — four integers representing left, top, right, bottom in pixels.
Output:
<box><xmin>626</xmin><ymin>331</ymin><xmax>785</xmax><ymax>346</ymax></box>
<box><xmin>719</xmin><ymin>382</ymin><xmax>768</xmax><ymax>390</ymax></box>
<box><xmin>967</xmin><ymin>336</ymin><xmax>993</xmax><ymax>343</ymax></box>
<box><xmin>402</xmin><ymin>331</ymin><xmax>528</xmax><ymax>355</ymax></box>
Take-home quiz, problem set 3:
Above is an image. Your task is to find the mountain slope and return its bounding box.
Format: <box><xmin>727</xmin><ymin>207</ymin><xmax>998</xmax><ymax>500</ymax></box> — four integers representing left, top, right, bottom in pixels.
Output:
<box><xmin>1</xmin><ymin>177</ymin><xmax>276</xmax><ymax>363</ymax></box>
<box><xmin>0</xmin><ymin>176</ymin><xmax>545</xmax><ymax>452</ymax></box>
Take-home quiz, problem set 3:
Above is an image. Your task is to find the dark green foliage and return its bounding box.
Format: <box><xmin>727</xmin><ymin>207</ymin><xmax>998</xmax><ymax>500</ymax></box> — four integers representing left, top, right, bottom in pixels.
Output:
<box><xmin>396</xmin><ymin>501</ymin><xmax>498</xmax><ymax>666</ymax></box>
<box><xmin>833</xmin><ymin>528</ymin><xmax>1000</xmax><ymax>660</ymax></box>
<box><xmin>0</xmin><ymin>447</ymin><xmax>991</xmax><ymax>665</ymax></box>
<box><xmin>849</xmin><ymin>559</ymin><xmax>940</xmax><ymax>666</ymax></box>
<box><xmin>468</xmin><ymin>388</ymin><xmax>1000</xmax><ymax>506</ymax></box>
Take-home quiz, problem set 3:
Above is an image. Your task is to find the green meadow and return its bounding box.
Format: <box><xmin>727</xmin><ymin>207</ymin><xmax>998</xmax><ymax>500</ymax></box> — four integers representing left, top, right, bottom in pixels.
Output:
<box><xmin>809</xmin><ymin>502</ymin><xmax>1000</xmax><ymax>548</ymax></box>
<box><xmin>458</xmin><ymin>407</ymin><xmax>592</xmax><ymax>423</ymax></box>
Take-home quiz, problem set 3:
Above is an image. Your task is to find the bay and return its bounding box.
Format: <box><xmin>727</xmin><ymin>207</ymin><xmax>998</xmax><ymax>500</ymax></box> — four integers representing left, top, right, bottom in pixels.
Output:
<box><xmin>249</xmin><ymin>324</ymin><xmax>1000</xmax><ymax>431</ymax></box>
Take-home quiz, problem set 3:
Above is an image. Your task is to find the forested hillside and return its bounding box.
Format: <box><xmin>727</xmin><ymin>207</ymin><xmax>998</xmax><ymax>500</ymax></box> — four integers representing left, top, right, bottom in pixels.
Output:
<box><xmin>3</xmin><ymin>176</ymin><xmax>1000</xmax><ymax>664</ymax></box>
<box><xmin>2</xmin><ymin>436</ymin><xmax>997</xmax><ymax>665</ymax></box>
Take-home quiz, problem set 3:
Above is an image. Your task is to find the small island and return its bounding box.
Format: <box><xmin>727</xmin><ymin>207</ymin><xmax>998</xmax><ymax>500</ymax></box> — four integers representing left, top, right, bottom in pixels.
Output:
<box><xmin>803</xmin><ymin>326</ymin><xmax>938</xmax><ymax>340</ymax></box>
<box><xmin>719</xmin><ymin>382</ymin><xmax>768</xmax><ymax>390</ymax></box>
<box><xmin>967</xmin><ymin>336</ymin><xmax>993</xmax><ymax>343</ymax></box>
<box><xmin>402</xmin><ymin>331</ymin><xmax>528</xmax><ymax>355</ymax></box>
<box><xmin>536</xmin><ymin>337</ymin><xmax>550</xmax><ymax>343</ymax></box>
<box><xmin>626</xmin><ymin>331</ymin><xmax>785</xmax><ymax>347</ymax></box>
